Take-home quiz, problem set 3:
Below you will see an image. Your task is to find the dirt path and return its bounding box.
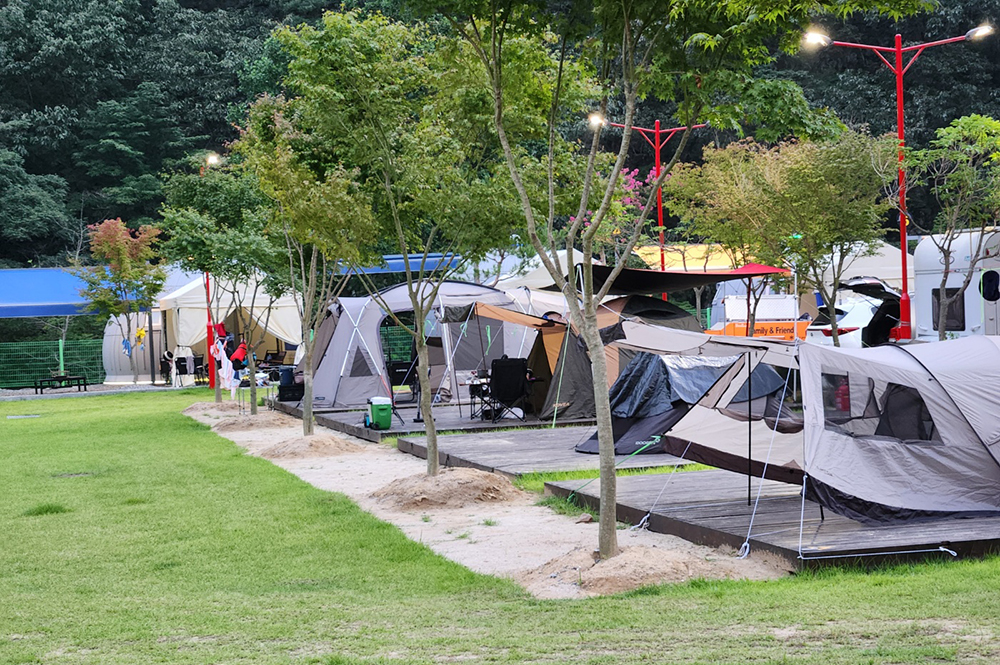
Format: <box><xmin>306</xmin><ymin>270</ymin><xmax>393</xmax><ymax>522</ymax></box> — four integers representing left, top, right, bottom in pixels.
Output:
<box><xmin>184</xmin><ymin>402</ymin><xmax>793</xmax><ymax>598</ymax></box>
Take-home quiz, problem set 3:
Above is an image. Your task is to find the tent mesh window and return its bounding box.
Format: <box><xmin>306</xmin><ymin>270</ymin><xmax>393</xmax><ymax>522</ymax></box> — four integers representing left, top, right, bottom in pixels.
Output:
<box><xmin>931</xmin><ymin>287</ymin><xmax>966</xmax><ymax>331</ymax></box>
<box><xmin>874</xmin><ymin>383</ymin><xmax>941</xmax><ymax>443</ymax></box>
<box><xmin>821</xmin><ymin>371</ymin><xmax>940</xmax><ymax>443</ymax></box>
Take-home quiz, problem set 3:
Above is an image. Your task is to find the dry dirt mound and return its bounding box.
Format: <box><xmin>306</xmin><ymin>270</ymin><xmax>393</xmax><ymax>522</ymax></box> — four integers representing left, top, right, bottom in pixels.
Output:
<box><xmin>371</xmin><ymin>467</ymin><xmax>528</xmax><ymax>511</ymax></box>
<box><xmin>259</xmin><ymin>434</ymin><xmax>365</xmax><ymax>459</ymax></box>
<box><xmin>518</xmin><ymin>545</ymin><xmax>790</xmax><ymax>597</ymax></box>
<box><xmin>183</xmin><ymin>401</ymin><xmax>240</xmax><ymax>416</ymax></box>
<box><xmin>210</xmin><ymin>411</ymin><xmax>298</xmax><ymax>432</ymax></box>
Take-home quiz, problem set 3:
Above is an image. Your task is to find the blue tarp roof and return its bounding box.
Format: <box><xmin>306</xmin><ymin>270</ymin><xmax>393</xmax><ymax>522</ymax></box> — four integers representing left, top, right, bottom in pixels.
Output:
<box><xmin>342</xmin><ymin>253</ymin><xmax>461</xmax><ymax>275</ymax></box>
<box><xmin>0</xmin><ymin>268</ymin><xmax>93</xmax><ymax>318</ymax></box>
<box><xmin>0</xmin><ymin>256</ymin><xmax>460</xmax><ymax>318</ymax></box>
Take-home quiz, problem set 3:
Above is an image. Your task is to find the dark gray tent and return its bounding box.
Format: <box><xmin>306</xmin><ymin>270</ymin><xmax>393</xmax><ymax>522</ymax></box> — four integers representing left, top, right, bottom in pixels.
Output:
<box><xmin>575</xmin><ymin>352</ymin><xmax>793</xmax><ymax>455</ymax></box>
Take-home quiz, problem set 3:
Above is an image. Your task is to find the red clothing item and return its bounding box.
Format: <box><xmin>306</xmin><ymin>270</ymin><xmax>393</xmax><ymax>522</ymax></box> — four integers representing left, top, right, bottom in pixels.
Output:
<box><xmin>230</xmin><ymin>342</ymin><xmax>248</xmax><ymax>364</ymax></box>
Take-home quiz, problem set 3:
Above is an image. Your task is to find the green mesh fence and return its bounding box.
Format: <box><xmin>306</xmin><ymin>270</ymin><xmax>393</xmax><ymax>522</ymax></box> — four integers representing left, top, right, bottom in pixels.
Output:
<box><xmin>379</xmin><ymin>325</ymin><xmax>413</xmax><ymax>362</ymax></box>
<box><xmin>0</xmin><ymin>340</ymin><xmax>106</xmax><ymax>388</ymax></box>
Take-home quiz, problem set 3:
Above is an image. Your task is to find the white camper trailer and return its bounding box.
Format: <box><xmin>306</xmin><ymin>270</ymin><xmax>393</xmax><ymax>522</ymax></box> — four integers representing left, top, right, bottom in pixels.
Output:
<box><xmin>913</xmin><ymin>229</ymin><xmax>1000</xmax><ymax>340</ymax></box>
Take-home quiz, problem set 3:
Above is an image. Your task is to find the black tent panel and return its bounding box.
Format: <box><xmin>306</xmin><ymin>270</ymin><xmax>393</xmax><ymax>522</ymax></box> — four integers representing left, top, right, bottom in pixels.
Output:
<box><xmin>575</xmin><ymin>405</ymin><xmax>690</xmax><ymax>455</ymax></box>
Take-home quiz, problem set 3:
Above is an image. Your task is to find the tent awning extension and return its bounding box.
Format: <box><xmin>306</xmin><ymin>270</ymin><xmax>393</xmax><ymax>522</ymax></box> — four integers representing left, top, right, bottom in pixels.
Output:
<box><xmin>0</xmin><ymin>268</ymin><xmax>93</xmax><ymax>318</ymax></box>
<box><xmin>585</xmin><ymin>263</ymin><xmax>790</xmax><ymax>296</ymax></box>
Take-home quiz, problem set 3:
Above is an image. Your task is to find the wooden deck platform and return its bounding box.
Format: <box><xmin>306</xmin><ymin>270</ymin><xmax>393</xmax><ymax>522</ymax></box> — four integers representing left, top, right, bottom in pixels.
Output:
<box><xmin>547</xmin><ymin>470</ymin><xmax>1000</xmax><ymax>570</ymax></box>
<box><xmin>397</xmin><ymin>427</ymin><xmax>687</xmax><ymax>478</ymax></box>
<box><xmin>272</xmin><ymin>400</ymin><xmax>595</xmax><ymax>443</ymax></box>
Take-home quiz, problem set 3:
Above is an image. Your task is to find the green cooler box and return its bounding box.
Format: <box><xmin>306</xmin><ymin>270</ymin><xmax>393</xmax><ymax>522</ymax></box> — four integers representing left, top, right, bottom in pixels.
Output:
<box><xmin>367</xmin><ymin>396</ymin><xmax>393</xmax><ymax>430</ymax></box>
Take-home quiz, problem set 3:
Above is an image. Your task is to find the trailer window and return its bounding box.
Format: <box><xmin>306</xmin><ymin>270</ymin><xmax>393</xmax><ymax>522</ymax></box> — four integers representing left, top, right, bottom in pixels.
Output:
<box><xmin>931</xmin><ymin>288</ymin><xmax>966</xmax><ymax>331</ymax></box>
<box><xmin>981</xmin><ymin>270</ymin><xmax>1000</xmax><ymax>302</ymax></box>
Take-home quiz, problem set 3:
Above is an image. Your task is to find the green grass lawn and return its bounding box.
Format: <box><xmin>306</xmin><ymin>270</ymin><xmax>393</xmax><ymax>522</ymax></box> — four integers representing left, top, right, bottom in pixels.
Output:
<box><xmin>2</xmin><ymin>390</ymin><xmax>999</xmax><ymax>664</ymax></box>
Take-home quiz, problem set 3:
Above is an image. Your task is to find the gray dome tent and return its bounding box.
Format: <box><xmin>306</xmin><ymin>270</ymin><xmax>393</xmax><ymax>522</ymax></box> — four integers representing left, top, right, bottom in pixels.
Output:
<box><xmin>306</xmin><ymin>281</ymin><xmax>519</xmax><ymax>409</ymax></box>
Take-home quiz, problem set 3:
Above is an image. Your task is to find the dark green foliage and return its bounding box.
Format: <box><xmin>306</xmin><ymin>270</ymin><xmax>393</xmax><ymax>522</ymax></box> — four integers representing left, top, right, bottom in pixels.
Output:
<box><xmin>0</xmin><ymin>315</ymin><xmax>106</xmax><ymax>343</ymax></box>
<box><xmin>0</xmin><ymin>150</ymin><xmax>71</xmax><ymax>265</ymax></box>
<box><xmin>778</xmin><ymin>0</ymin><xmax>1000</xmax><ymax>147</ymax></box>
<box><xmin>0</xmin><ymin>0</ymin><xmax>281</xmax><ymax>267</ymax></box>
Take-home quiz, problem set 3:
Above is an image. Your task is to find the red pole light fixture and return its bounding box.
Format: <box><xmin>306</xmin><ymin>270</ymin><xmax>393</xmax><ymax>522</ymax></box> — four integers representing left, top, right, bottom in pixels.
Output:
<box><xmin>803</xmin><ymin>24</ymin><xmax>994</xmax><ymax>340</ymax></box>
<box><xmin>200</xmin><ymin>151</ymin><xmax>222</xmax><ymax>388</ymax></box>
<box><xmin>590</xmin><ymin>114</ymin><xmax>706</xmax><ymax>298</ymax></box>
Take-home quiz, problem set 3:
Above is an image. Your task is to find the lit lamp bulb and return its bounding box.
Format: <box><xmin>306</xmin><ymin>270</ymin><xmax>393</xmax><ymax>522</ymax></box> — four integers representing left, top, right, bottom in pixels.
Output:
<box><xmin>588</xmin><ymin>113</ymin><xmax>606</xmax><ymax>128</ymax></box>
<box><xmin>205</xmin><ymin>153</ymin><xmax>221</xmax><ymax>166</ymax></box>
<box><xmin>966</xmin><ymin>24</ymin><xmax>994</xmax><ymax>40</ymax></box>
<box><xmin>803</xmin><ymin>31</ymin><xmax>833</xmax><ymax>48</ymax></box>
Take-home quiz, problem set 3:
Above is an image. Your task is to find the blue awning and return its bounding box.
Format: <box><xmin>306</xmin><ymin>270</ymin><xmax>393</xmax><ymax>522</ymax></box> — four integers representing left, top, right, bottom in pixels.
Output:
<box><xmin>343</xmin><ymin>253</ymin><xmax>461</xmax><ymax>275</ymax></box>
<box><xmin>0</xmin><ymin>268</ymin><xmax>93</xmax><ymax>318</ymax></box>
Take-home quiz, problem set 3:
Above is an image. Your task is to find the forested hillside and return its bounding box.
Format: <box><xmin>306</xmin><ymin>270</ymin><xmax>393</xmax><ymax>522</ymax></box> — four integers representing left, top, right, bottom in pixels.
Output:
<box><xmin>0</xmin><ymin>0</ymin><xmax>997</xmax><ymax>269</ymax></box>
<box><xmin>0</xmin><ymin>0</ymin><xmax>328</xmax><ymax>268</ymax></box>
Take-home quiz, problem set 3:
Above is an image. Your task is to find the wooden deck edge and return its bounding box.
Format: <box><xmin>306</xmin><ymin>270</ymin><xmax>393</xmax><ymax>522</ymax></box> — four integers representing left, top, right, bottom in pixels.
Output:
<box><xmin>396</xmin><ymin>437</ymin><xmax>517</xmax><ymax>480</ymax></box>
<box><xmin>545</xmin><ymin>481</ymin><xmax>1000</xmax><ymax>571</ymax></box>
<box><xmin>543</xmin><ymin>481</ymin><xmax>800</xmax><ymax>571</ymax></box>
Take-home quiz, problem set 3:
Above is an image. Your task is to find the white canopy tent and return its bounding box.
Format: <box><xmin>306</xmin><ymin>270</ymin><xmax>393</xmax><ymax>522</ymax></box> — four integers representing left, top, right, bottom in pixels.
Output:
<box><xmin>821</xmin><ymin>241</ymin><xmax>914</xmax><ymax>292</ymax></box>
<box><xmin>496</xmin><ymin>249</ymin><xmax>590</xmax><ymax>291</ymax></box>
<box><xmin>158</xmin><ymin>276</ymin><xmax>303</xmax><ymax>384</ymax></box>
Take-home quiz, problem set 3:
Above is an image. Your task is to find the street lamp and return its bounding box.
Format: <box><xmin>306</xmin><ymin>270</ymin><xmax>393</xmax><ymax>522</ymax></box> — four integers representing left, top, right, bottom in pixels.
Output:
<box><xmin>200</xmin><ymin>151</ymin><xmax>220</xmax><ymax>177</ymax></box>
<box><xmin>590</xmin><ymin>114</ymin><xmax>706</xmax><ymax>290</ymax></box>
<box><xmin>803</xmin><ymin>24</ymin><xmax>994</xmax><ymax>340</ymax></box>
<box><xmin>200</xmin><ymin>151</ymin><xmax>222</xmax><ymax>389</ymax></box>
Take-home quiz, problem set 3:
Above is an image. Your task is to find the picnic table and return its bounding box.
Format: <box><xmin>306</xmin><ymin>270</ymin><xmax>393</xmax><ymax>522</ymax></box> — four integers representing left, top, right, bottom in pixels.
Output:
<box><xmin>34</xmin><ymin>375</ymin><xmax>88</xmax><ymax>394</ymax></box>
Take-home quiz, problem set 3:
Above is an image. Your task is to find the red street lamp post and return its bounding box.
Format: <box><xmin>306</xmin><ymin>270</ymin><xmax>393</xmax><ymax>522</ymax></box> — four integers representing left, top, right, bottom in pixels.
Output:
<box><xmin>589</xmin><ymin>114</ymin><xmax>706</xmax><ymax>289</ymax></box>
<box><xmin>804</xmin><ymin>25</ymin><xmax>994</xmax><ymax>340</ymax></box>
<box><xmin>201</xmin><ymin>152</ymin><xmax>221</xmax><ymax>389</ymax></box>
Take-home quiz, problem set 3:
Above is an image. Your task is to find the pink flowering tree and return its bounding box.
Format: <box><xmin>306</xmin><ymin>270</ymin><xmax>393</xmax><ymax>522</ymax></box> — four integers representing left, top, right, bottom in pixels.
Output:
<box><xmin>570</xmin><ymin>169</ymin><xmax>656</xmax><ymax>264</ymax></box>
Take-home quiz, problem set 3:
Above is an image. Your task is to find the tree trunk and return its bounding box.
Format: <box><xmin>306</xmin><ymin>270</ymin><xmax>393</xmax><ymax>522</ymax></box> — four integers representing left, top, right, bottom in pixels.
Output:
<box><xmin>126</xmin><ymin>319</ymin><xmax>139</xmax><ymax>384</ymax></box>
<box><xmin>827</xmin><ymin>300</ymin><xmax>842</xmax><ymax>347</ymax></box>
<box><xmin>205</xmin><ymin>283</ymin><xmax>222</xmax><ymax>403</ymax></box>
<box><xmin>937</xmin><ymin>288</ymin><xmax>950</xmax><ymax>342</ymax></box>
<box><xmin>214</xmin><ymin>357</ymin><xmax>222</xmax><ymax>403</ymax></box>
<box><xmin>579</xmin><ymin>317</ymin><xmax>619</xmax><ymax>560</ymax></box>
<box><xmin>302</xmin><ymin>343</ymin><xmax>315</xmax><ymax>436</ymax></box>
<box><xmin>415</xmin><ymin>340</ymin><xmax>439</xmax><ymax>475</ymax></box>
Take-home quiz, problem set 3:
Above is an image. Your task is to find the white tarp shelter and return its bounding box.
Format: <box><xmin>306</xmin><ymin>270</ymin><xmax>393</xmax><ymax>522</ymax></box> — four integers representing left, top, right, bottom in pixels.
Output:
<box><xmin>822</xmin><ymin>241</ymin><xmax>915</xmax><ymax>292</ymax></box>
<box><xmin>102</xmin><ymin>268</ymin><xmax>200</xmax><ymax>384</ymax></box>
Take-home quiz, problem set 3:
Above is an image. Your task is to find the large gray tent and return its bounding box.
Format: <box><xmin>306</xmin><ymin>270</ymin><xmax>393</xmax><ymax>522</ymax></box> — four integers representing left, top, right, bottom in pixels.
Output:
<box><xmin>306</xmin><ymin>281</ymin><xmax>525</xmax><ymax>409</ymax></box>
<box><xmin>611</xmin><ymin>323</ymin><xmax>1000</xmax><ymax>524</ymax></box>
<box><xmin>799</xmin><ymin>336</ymin><xmax>1000</xmax><ymax>522</ymax></box>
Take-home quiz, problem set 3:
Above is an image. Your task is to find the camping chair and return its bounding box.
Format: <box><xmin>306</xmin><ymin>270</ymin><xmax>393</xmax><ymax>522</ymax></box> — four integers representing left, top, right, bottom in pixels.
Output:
<box><xmin>192</xmin><ymin>355</ymin><xmax>207</xmax><ymax>385</ymax></box>
<box><xmin>487</xmin><ymin>356</ymin><xmax>532</xmax><ymax>423</ymax></box>
<box><xmin>382</xmin><ymin>359</ymin><xmax>417</xmax><ymax>427</ymax></box>
<box><xmin>386</xmin><ymin>360</ymin><xmax>418</xmax><ymax>405</ymax></box>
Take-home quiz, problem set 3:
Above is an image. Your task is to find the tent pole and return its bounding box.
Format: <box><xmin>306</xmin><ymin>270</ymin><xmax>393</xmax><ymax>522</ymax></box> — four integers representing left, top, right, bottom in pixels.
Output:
<box><xmin>148</xmin><ymin>310</ymin><xmax>155</xmax><ymax>385</ymax></box>
<box><xmin>748</xmin><ymin>352</ymin><xmax>752</xmax><ymax>506</ymax></box>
